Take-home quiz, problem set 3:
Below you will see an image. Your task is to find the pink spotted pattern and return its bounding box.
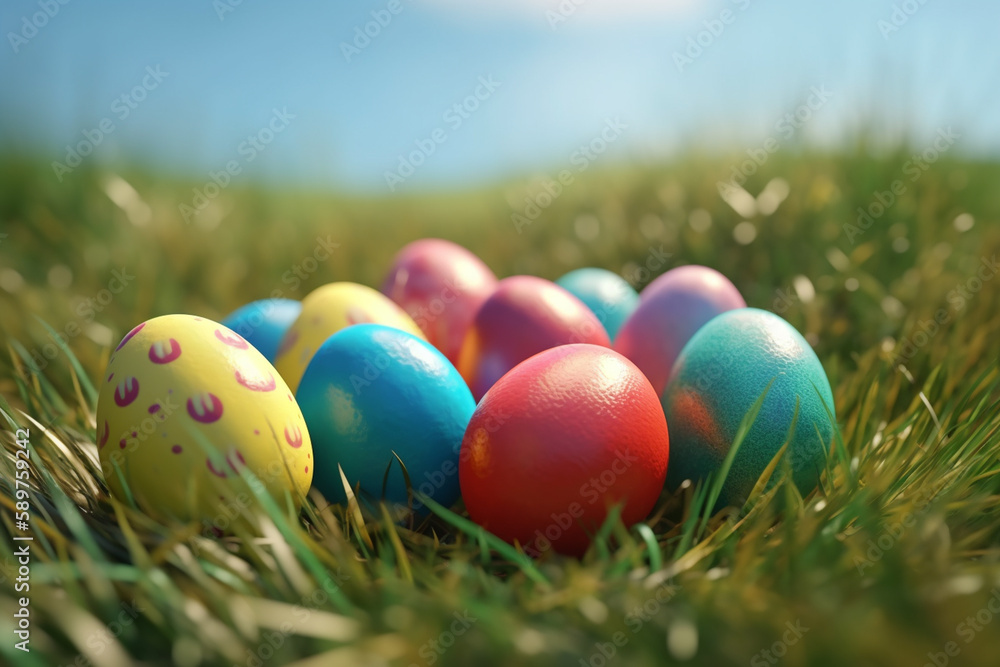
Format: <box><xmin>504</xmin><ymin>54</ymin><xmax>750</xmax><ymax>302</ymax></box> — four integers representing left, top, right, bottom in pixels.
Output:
<box><xmin>235</xmin><ymin>367</ymin><xmax>276</xmax><ymax>392</ymax></box>
<box><xmin>215</xmin><ymin>328</ymin><xmax>249</xmax><ymax>349</ymax></box>
<box><xmin>148</xmin><ymin>338</ymin><xmax>182</xmax><ymax>364</ymax></box>
<box><xmin>206</xmin><ymin>458</ymin><xmax>228</xmax><ymax>478</ymax></box>
<box><xmin>284</xmin><ymin>425</ymin><xmax>303</xmax><ymax>449</ymax></box>
<box><xmin>345</xmin><ymin>306</ymin><xmax>372</xmax><ymax>326</ymax></box>
<box><xmin>116</xmin><ymin>322</ymin><xmax>145</xmax><ymax>351</ymax></box>
<box><xmin>187</xmin><ymin>393</ymin><xmax>224</xmax><ymax>423</ymax></box>
<box><xmin>205</xmin><ymin>450</ymin><xmax>246</xmax><ymax>478</ymax></box>
<box><xmin>98</xmin><ymin>421</ymin><xmax>109</xmax><ymax>449</ymax></box>
<box><xmin>114</xmin><ymin>377</ymin><xmax>140</xmax><ymax>407</ymax></box>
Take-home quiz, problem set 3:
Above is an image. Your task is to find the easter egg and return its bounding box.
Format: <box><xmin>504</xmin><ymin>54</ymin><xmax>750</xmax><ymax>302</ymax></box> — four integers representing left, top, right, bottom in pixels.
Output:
<box><xmin>97</xmin><ymin>314</ymin><xmax>313</xmax><ymax>528</ymax></box>
<box><xmin>459</xmin><ymin>344</ymin><xmax>669</xmax><ymax>557</ymax></box>
<box><xmin>614</xmin><ymin>265</ymin><xmax>745</xmax><ymax>397</ymax></box>
<box><xmin>296</xmin><ymin>324</ymin><xmax>475</xmax><ymax>509</ymax></box>
<box><xmin>456</xmin><ymin>276</ymin><xmax>611</xmax><ymax>401</ymax></box>
<box><xmin>662</xmin><ymin>308</ymin><xmax>836</xmax><ymax>508</ymax></box>
<box><xmin>555</xmin><ymin>268</ymin><xmax>639</xmax><ymax>340</ymax></box>
<box><xmin>274</xmin><ymin>282</ymin><xmax>425</xmax><ymax>392</ymax></box>
<box><xmin>381</xmin><ymin>239</ymin><xmax>498</xmax><ymax>365</ymax></box>
<box><xmin>222</xmin><ymin>298</ymin><xmax>301</xmax><ymax>362</ymax></box>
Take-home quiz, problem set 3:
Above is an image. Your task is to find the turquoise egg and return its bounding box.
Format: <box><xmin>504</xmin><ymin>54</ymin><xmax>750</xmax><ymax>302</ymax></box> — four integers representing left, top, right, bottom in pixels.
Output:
<box><xmin>662</xmin><ymin>308</ymin><xmax>836</xmax><ymax>508</ymax></box>
<box><xmin>296</xmin><ymin>324</ymin><xmax>475</xmax><ymax>510</ymax></box>
<box><xmin>555</xmin><ymin>268</ymin><xmax>639</xmax><ymax>340</ymax></box>
<box><xmin>222</xmin><ymin>299</ymin><xmax>301</xmax><ymax>362</ymax></box>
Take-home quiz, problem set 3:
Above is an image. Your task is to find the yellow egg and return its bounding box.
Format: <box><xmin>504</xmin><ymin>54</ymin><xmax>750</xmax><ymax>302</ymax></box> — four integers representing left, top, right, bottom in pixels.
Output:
<box><xmin>274</xmin><ymin>282</ymin><xmax>425</xmax><ymax>391</ymax></box>
<box><xmin>97</xmin><ymin>314</ymin><xmax>313</xmax><ymax>530</ymax></box>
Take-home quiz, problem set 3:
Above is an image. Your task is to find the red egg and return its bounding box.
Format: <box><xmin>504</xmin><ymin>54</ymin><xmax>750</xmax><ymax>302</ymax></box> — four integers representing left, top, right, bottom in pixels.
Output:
<box><xmin>459</xmin><ymin>344</ymin><xmax>669</xmax><ymax>557</ymax></box>
<box><xmin>456</xmin><ymin>276</ymin><xmax>611</xmax><ymax>401</ymax></box>
<box><xmin>614</xmin><ymin>265</ymin><xmax>745</xmax><ymax>397</ymax></box>
<box><xmin>381</xmin><ymin>239</ymin><xmax>498</xmax><ymax>364</ymax></box>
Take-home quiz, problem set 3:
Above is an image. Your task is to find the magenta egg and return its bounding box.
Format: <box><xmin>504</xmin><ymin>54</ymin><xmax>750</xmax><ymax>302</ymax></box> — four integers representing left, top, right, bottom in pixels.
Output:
<box><xmin>614</xmin><ymin>265</ymin><xmax>745</xmax><ymax>397</ymax></box>
<box><xmin>381</xmin><ymin>239</ymin><xmax>498</xmax><ymax>365</ymax></box>
<box><xmin>457</xmin><ymin>276</ymin><xmax>611</xmax><ymax>401</ymax></box>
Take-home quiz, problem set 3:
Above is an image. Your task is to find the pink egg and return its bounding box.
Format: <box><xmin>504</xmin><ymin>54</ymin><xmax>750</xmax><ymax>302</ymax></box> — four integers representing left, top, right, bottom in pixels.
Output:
<box><xmin>381</xmin><ymin>239</ymin><xmax>498</xmax><ymax>365</ymax></box>
<box><xmin>457</xmin><ymin>276</ymin><xmax>611</xmax><ymax>401</ymax></box>
<box><xmin>614</xmin><ymin>265</ymin><xmax>745</xmax><ymax>397</ymax></box>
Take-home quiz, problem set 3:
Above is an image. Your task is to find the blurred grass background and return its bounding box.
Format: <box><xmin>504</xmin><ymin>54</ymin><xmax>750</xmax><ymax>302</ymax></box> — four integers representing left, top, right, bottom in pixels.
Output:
<box><xmin>1</xmin><ymin>145</ymin><xmax>1000</xmax><ymax>666</ymax></box>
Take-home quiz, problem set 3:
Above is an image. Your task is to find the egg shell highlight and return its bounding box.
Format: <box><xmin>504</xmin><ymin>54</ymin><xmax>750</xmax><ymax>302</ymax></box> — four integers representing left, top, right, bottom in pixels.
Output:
<box><xmin>296</xmin><ymin>324</ymin><xmax>475</xmax><ymax>510</ymax></box>
<box><xmin>662</xmin><ymin>308</ymin><xmax>836</xmax><ymax>508</ymax></box>
<box><xmin>459</xmin><ymin>344</ymin><xmax>670</xmax><ymax>557</ymax></box>
<box><xmin>381</xmin><ymin>238</ymin><xmax>498</xmax><ymax>365</ymax></box>
<box><xmin>222</xmin><ymin>298</ymin><xmax>302</xmax><ymax>362</ymax></box>
<box><xmin>274</xmin><ymin>282</ymin><xmax>425</xmax><ymax>392</ymax></box>
<box><xmin>556</xmin><ymin>268</ymin><xmax>640</xmax><ymax>340</ymax></box>
<box><xmin>456</xmin><ymin>275</ymin><xmax>611</xmax><ymax>401</ymax></box>
<box><xmin>97</xmin><ymin>314</ymin><xmax>313</xmax><ymax>527</ymax></box>
<box><xmin>614</xmin><ymin>265</ymin><xmax>745</xmax><ymax>397</ymax></box>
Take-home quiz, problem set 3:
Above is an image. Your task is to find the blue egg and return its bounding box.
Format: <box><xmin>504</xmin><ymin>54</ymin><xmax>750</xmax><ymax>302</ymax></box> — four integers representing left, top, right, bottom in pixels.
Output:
<box><xmin>556</xmin><ymin>268</ymin><xmax>639</xmax><ymax>340</ymax></box>
<box><xmin>662</xmin><ymin>308</ymin><xmax>836</xmax><ymax>508</ymax></box>
<box><xmin>296</xmin><ymin>324</ymin><xmax>475</xmax><ymax>510</ymax></box>
<box><xmin>222</xmin><ymin>299</ymin><xmax>301</xmax><ymax>362</ymax></box>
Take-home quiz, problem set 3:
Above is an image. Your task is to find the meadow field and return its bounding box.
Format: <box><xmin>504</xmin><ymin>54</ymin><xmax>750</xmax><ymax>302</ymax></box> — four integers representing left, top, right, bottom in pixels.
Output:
<box><xmin>1</xmin><ymin>146</ymin><xmax>999</xmax><ymax>666</ymax></box>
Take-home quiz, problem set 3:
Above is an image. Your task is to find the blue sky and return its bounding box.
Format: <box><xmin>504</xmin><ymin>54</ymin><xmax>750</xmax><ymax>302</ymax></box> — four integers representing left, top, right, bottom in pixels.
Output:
<box><xmin>1</xmin><ymin>0</ymin><xmax>996</xmax><ymax>192</ymax></box>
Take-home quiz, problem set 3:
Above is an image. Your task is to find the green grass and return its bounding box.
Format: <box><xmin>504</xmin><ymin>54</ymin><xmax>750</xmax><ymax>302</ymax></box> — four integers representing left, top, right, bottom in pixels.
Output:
<box><xmin>1</xmin><ymin>147</ymin><xmax>1000</xmax><ymax>666</ymax></box>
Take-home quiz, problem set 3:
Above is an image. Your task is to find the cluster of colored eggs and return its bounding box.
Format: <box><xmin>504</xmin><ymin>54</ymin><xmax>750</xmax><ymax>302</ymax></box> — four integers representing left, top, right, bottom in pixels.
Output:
<box><xmin>96</xmin><ymin>239</ymin><xmax>836</xmax><ymax>555</ymax></box>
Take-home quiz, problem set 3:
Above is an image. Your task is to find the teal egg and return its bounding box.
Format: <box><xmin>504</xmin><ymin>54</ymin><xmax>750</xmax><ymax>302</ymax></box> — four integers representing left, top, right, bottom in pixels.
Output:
<box><xmin>555</xmin><ymin>268</ymin><xmax>639</xmax><ymax>340</ymax></box>
<box><xmin>662</xmin><ymin>308</ymin><xmax>836</xmax><ymax>507</ymax></box>
<box><xmin>296</xmin><ymin>324</ymin><xmax>475</xmax><ymax>510</ymax></box>
<box><xmin>222</xmin><ymin>299</ymin><xmax>301</xmax><ymax>362</ymax></box>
